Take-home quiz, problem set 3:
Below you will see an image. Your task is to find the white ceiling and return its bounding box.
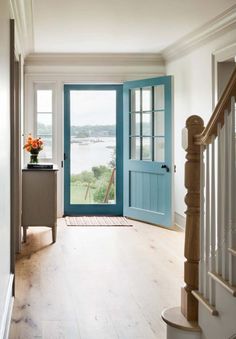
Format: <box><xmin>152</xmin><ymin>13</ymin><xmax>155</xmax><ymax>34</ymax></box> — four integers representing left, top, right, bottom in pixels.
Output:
<box><xmin>32</xmin><ymin>0</ymin><xmax>235</xmax><ymax>53</ymax></box>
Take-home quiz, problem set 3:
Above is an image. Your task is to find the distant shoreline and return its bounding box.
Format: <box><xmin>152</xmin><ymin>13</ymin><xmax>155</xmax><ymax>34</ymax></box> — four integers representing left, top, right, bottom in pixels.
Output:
<box><xmin>71</xmin><ymin>136</ymin><xmax>116</xmax><ymax>174</ymax></box>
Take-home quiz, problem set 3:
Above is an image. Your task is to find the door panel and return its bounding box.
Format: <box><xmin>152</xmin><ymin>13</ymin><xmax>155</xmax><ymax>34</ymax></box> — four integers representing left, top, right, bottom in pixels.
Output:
<box><xmin>123</xmin><ymin>76</ymin><xmax>173</xmax><ymax>226</ymax></box>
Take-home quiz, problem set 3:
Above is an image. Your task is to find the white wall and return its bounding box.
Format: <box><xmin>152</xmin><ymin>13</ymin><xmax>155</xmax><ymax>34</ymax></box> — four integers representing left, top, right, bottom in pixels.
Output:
<box><xmin>166</xmin><ymin>28</ymin><xmax>236</xmax><ymax>219</ymax></box>
<box><xmin>0</xmin><ymin>0</ymin><xmax>12</xmax><ymax>336</ymax></box>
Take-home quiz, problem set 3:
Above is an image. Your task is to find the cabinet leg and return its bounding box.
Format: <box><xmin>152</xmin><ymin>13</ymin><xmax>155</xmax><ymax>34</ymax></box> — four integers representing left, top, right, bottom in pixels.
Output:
<box><xmin>23</xmin><ymin>227</ymin><xmax>27</xmax><ymax>242</ymax></box>
<box><xmin>52</xmin><ymin>226</ymin><xmax>57</xmax><ymax>243</ymax></box>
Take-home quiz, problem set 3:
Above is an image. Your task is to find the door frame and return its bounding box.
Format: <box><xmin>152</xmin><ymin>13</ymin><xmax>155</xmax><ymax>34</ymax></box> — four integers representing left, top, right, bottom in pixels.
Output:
<box><xmin>64</xmin><ymin>84</ymin><xmax>123</xmax><ymax>216</ymax></box>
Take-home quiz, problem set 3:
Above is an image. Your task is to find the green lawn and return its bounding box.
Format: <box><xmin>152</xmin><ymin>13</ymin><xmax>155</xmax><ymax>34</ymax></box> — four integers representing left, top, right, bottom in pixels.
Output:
<box><xmin>70</xmin><ymin>182</ymin><xmax>96</xmax><ymax>204</ymax></box>
<box><xmin>70</xmin><ymin>165</ymin><xmax>115</xmax><ymax>205</ymax></box>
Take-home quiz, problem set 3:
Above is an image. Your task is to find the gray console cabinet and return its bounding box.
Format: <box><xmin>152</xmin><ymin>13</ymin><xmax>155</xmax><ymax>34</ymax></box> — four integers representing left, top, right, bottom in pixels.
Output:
<box><xmin>22</xmin><ymin>167</ymin><xmax>58</xmax><ymax>243</ymax></box>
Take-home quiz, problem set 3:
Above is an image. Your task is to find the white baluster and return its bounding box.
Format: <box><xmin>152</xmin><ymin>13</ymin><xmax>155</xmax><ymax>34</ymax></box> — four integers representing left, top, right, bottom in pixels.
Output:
<box><xmin>222</xmin><ymin>111</ymin><xmax>229</xmax><ymax>280</ymax></box>
<box><xmin>204</xmin><ymin>144</ymin><xmax>210</xmax><ymax>299</ymax></box>
<box><xmin>228</xmin><ymin>104</ymin><xmax>233</xmax><ymax>285</ymax></box>
<box><xmin>229</xmin><ymin>97</ymin><xmax>236</xmax><ymax>285</ymax></box>
<box><xmin>216</xmin><ymin>123</ymin><xmax>222</xmax><ymax>275</ymax></box>
<box><xmin>199</xmin><ymin>145</ymin><xmax>205</xmax><ymax>294</ymax></box>
<box><xmin>209</xmin><ymin>138</ymin><xmax>216</xmax><ymax>305</ymax></box>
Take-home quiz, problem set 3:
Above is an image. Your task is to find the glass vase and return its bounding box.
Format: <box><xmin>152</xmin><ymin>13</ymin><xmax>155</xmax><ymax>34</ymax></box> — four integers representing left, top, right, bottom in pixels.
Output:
<box><xmin>30</xmin><ymin>153</ymin><xmax>39</xmax><ymax>163</ymax></box>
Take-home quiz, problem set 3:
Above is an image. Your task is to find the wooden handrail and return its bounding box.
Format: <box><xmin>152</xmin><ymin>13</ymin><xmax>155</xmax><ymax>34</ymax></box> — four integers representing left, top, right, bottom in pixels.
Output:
<box><xmin>195</xmin><ymin>66</ymin><xmax>236</xmax><ymax>145</ymax></box>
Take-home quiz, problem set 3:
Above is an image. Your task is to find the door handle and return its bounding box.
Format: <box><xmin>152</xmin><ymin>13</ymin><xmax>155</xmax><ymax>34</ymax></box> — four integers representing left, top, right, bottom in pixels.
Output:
<box><xmin>161</xmin><ymin>164</ymin><xmax>170</xmax><ymax>172</ymax></box>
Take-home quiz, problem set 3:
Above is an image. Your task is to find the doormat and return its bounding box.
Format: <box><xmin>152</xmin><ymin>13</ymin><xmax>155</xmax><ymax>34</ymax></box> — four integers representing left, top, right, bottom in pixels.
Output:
<box><xmin>65</xmin><ymin>216</ymin><xmax>133</xmax><ymax>227</ymax></box>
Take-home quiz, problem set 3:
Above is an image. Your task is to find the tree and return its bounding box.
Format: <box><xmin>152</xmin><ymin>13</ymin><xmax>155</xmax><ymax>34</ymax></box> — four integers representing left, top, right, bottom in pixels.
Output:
<box><xmin>92</xmin><ymin>165</ymin><xmax>110</xmax><ymax>179</ymax></box>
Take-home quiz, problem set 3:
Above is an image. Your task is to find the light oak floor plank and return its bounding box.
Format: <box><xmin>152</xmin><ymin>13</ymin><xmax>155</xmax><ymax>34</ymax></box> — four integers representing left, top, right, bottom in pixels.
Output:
<box><xmin>9</xmin><ymin>219</ymin><xmax>184</xmax><ymax>339</ymax></box>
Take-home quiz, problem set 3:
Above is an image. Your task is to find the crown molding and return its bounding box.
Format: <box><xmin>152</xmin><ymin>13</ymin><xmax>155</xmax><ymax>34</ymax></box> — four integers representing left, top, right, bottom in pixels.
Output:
<box><xmin>162</xmin><ymin>5</ymin><xmax>236</xmax><ymax>62</ymax></box>
<box><xmin>9</xmin><ymin>0</ymin><xmax>34</xmax><ymax>56</ymax></box>
<box><xmin>213</xmin><ymin>42</ymin><xmax>236</xmax><ymax>62</ymax></box>
<box><xmin>25</xmin><ymin>53</ymin><xmax>164</xmax><ymax>67</ymax></box>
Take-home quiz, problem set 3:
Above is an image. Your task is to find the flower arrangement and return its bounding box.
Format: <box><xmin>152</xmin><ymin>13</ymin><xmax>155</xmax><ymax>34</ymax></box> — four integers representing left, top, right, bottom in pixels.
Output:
<box><xmin>23</xmin><ymin>134</ymin><xmax>43</xmax><ymax>163</ymax></box>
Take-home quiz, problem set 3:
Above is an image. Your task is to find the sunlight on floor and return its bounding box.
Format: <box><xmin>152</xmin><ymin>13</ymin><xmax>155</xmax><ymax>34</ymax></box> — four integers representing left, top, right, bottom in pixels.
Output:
<box><xmin>9</xmin><ymin>219</ymin><xmax>184</xmax><ymax>339</ymax></box>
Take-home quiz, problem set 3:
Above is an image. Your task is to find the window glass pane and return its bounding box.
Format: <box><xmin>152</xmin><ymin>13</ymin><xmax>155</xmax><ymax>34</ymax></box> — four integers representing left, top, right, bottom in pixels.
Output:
<box><xmin>37</xmin><ymin>90</ymin><xmax>52</xmax><ymax>112</ymax></box>
<box><xmin>154</xmin><ymin>85</ymin><xmax>165</xmax><ymax>110</ymax></box>
<box><xmin>154</xmin><ymin>111</ymin><xmax>165</xmax><ymax>136</ymax></box>
<box><xmin>131</xmin><ymin>89</ymin><xmax>140</xmax><ymax>112</ymax></box>
<box><xmin>130</xmin><ymin>137</ymin><xmax>140</xmax><ymax>160</ymax></box>
<box><xmin>142</xmin><ymin>87</ymin><xmax>152</xmax><ymax>111</ymax></box>
<box><xmin>38</xmin><ymin>135</ymin><xmax>52</xmax><ymax>159</ymax></box>
<box><xmin>37</xmin><ymin>113</ymin><xmax>52</xmax><ymax>135</ymax></box>
<box><xmin>130</xmin><ymin>113</ymin><xmax>140</xmax><ymax>136</ymax></box>
<box><xmin>142</xmin><ymin>137</ymin><xmax>152</xmax><ymax>160</ymax></box>
<box><xmin>142</xmin><ymin>113</ymin><xmax>152</xmax><ymax>136</ymax></box>
<box><xmin>154</xmin><ymin>137</ymin><xmax>165</xmax><ymax>162</ymax></box>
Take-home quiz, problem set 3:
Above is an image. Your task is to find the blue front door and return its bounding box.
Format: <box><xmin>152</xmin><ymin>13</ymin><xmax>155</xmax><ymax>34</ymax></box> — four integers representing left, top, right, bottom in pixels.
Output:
<box><xmin>123</xmin><ymin>76</ymin><xmax>173</xmax><ymax>226</ymax></box>
<box><xmin>64</xmin><ymin>84</ymin><xmax>123</xmax><ymax>216</ymax></box>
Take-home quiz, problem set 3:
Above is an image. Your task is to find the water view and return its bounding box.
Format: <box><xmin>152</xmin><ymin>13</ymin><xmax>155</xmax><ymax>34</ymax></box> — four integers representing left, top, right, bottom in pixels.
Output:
<box><xmin>71</xmin><ymin>137</ymin><xmax>115</xmax><ymax>174</ymax></box>
<box><xmin>70</xmin><ymin>133</ymin><xmax>116</xmax><ymax>205</ymax></box>
<box><xmin>69</xmin><ymin>89</ymin><xmax>117</xmax><ymax>205</ymax></box>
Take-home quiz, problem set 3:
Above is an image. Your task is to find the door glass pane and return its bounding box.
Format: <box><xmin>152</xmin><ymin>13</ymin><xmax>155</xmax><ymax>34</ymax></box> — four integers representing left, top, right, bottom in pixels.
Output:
<box><xmin>37</xmin><ymin>90</ymin><xmax>52</xmax><ymax>112</ymax></box>
<box><xmin>142</xmin><ymin>113</ymin><xmax>152</xmax><ymax>136</ymax></box>
<box><xmin>154</xmin><ymin>85</ymin><xmax>165</xmax><ymax>110</ymax></box>
<box><xmin>154</xmin><ymin>137</ymin><xmax>165</xmax><ymax>162</ymax></box>
<box><xmin>154</xmin><ymin>111</ymin><xmax>165</xmax><ymax>136</ymax></box>
<box><xmin>131</xmin><ymin>89</ymin><xmax>140</xmax><ymax>112</ymax></box>
<box><xmin>142</xmin><ymin>137</ymin><xmax>152</xmax><ymax>160</ymax></box>
<box><xmin>131</xmin><ymin>137</ymin><xmax>140</xmax><ymax>160</ymax></box>
<box><xmin>142</xmin><ymin>87</ymin><xmax>152</xmax><ymax>111</ymax></box>
<box><xmin>70</xmin><ymin>90</ymin><xmax>116</xmax><ymax>205</ymax></box>
<box><xmin>130</xmin><ymin>113</ymin><xmax>140</xmax><ymax>136</ymax></box>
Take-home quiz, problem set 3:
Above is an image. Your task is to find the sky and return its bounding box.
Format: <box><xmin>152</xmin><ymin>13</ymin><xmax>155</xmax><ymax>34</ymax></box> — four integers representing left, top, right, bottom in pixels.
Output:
<box><xmin>70</xmin><ymin>90</ymin><xmax>116</xmax><ymax>126</ymax></box>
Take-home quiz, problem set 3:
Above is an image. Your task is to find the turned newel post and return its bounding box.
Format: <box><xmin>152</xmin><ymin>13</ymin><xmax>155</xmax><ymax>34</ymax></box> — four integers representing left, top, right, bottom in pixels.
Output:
<box><xmin>181</xmin><ymin>115</ymin><xmax>204</xmax><ymax>321</ymax></box>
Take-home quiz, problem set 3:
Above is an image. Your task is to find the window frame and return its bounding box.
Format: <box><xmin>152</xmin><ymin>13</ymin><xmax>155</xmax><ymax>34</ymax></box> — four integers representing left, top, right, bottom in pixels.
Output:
<box><xmin>34</xmin><ymin>83</ymin><xmax>56</xmax><ymax>162</ymax></box>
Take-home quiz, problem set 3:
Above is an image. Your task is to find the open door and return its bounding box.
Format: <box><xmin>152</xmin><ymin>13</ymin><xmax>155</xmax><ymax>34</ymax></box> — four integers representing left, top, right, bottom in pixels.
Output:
<box><xmin>123</xmin><ymin>76</ymin><xmax>173</xmax><ymax>227</ymax></box>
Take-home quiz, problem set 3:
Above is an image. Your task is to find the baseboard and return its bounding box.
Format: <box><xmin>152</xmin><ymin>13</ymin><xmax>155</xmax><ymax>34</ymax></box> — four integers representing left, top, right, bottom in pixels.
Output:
<box><xmin>0</xmin><ymin>274</ymin><xmax>14</xmax><ymax>339</ymax></box>
<box><xmin>174</xmin><ymin>212</ymin><xmax>186</xmax><ymax>230</ymax></box>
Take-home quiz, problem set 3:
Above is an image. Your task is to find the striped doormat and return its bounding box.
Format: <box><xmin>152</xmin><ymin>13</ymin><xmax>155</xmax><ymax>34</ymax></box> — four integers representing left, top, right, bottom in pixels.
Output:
<box><xmin>65</xmin><ymin>216</ymin><xmax>133</xmax><ymax>227</ymax></box>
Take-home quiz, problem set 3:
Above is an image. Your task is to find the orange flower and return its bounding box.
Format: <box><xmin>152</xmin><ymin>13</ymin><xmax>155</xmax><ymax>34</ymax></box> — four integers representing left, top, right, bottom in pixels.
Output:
<box><xmin>32</xmin><ymin>141</ymin><xmax>38</xmax><ymax>149</ymax></box>
<box><xmin>23</xmin><ymin>134</ymin><xmax>44</xmax><ymax>153</ymax></box>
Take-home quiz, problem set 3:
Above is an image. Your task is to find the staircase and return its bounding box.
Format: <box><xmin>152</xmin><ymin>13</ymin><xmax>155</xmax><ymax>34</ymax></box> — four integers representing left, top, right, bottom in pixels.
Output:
<box><xmin>162</xmin><ymin>67</ymin><xmax>236</xmax><ymax>339</ymax></box>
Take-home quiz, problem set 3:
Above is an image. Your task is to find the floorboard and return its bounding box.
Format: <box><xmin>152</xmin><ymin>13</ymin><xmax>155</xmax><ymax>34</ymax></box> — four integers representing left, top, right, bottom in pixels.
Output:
<box><xmin>9</xmin><ymin>219</ymin><xmax>184</xmax><ymax>339</ymax></box>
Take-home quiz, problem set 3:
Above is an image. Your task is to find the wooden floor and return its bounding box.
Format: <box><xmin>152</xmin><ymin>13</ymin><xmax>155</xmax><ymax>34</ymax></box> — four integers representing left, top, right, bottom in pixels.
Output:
<box><xmin>9</xmin><ymin>218</ymin><xmax>184</xmax><ymax>339</ymax></box>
